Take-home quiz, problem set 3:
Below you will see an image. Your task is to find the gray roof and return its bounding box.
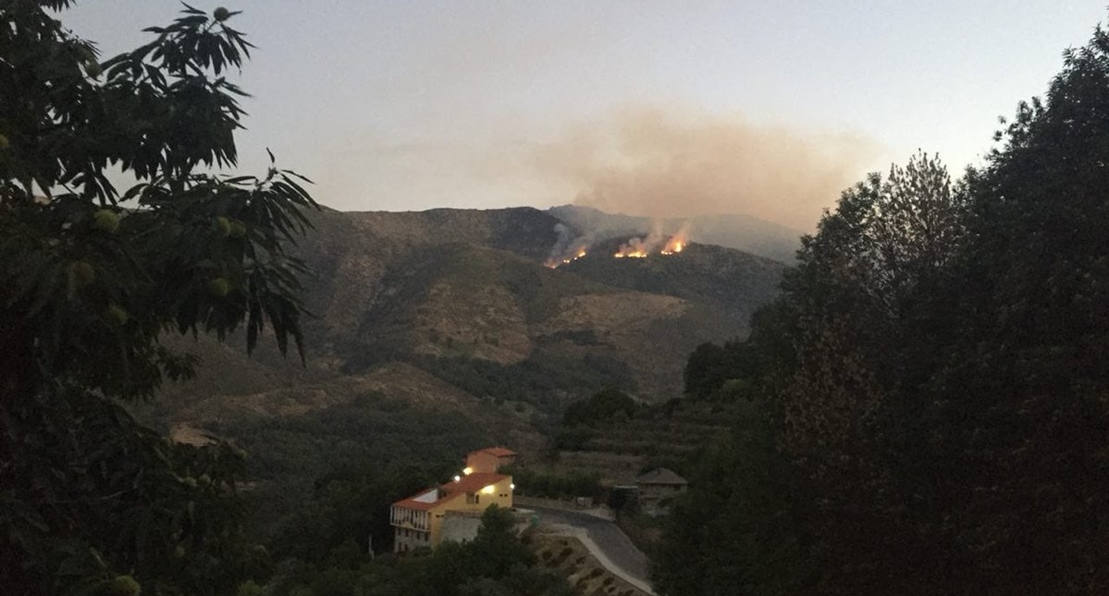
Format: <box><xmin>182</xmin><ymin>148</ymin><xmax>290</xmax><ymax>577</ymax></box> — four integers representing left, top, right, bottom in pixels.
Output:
<box><xmin>635</xmin><ymin>468</ymin><xmax>688</xmax><ymax>486</ymax></box>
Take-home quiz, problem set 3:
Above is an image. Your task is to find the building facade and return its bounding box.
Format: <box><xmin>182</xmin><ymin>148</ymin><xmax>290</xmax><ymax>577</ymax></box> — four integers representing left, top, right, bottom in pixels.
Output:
<box><xmin>390</xmin><ymin>449</ymin><xmax>516</xmax><ymax>552</ymax></box>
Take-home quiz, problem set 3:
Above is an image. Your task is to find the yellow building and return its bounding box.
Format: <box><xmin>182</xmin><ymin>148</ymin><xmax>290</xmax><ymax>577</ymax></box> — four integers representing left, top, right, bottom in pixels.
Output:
<box><xmin>390</xmin><ymin>470</ymin><xmax>514</xmax><ymax>552</ymax></box>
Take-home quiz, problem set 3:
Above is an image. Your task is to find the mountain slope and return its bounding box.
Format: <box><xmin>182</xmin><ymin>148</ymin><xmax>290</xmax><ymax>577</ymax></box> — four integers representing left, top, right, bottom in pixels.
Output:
<box><xmin>152</xmin><ymin>206</ymin><xmax>786</xmax><ymax>417</ymax></box>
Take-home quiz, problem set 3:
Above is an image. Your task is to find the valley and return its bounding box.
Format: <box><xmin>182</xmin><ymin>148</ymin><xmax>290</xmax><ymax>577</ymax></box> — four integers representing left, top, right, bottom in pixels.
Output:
<box><xmin>10</xmin><ymin>4</ymin><xmax>1109</xmax><ymax>594</ymax></box>
<box><xmin>134</xmin><ymin>205</ymin><xmax>791</xmax><ymax>544</ymax></box>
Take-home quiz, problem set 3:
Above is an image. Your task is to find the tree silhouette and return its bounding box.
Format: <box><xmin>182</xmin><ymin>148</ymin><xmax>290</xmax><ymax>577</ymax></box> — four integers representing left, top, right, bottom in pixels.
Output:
<box><xmin>1</xmin><ymin>3</ymin><xmax>318</xmax><ymax>593</ymax></box>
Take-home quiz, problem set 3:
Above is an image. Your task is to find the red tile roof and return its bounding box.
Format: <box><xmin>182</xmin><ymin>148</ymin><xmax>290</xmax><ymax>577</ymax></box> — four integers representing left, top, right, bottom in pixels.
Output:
<box><xmin>392</xmin><ymin>473</ymin><xmax>509</xmax><ymax>510</ymax></box>
<box><xmin>441</xmin><ymin>472</ymin><xmax>508</xmax><ymax>495</ymax></box>
<box><xmin>474</xmin><ymin>446</ymin><xmax>516</xmax><ymax>458</ymax></box>
<box><xmin>393</xmin><ymin>491</ymin><xmax>461</xmax><ymax>511</ymax></box>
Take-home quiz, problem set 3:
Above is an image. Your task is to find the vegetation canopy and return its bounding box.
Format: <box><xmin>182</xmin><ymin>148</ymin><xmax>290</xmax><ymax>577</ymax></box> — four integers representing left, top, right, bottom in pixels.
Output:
<box><xmin>1</xmin><ymin>1</ymin><xmax>319</xmax><ymax>593</ymax></box>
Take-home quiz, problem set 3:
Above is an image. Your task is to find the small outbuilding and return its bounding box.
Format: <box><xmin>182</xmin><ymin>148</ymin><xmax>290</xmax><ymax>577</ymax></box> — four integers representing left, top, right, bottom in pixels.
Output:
<box><xmin>635</xmin><ymin>468</ymin><xmax>688</xmax><ymax>515</ymax></box>
<box><xmin>465</xmin><ymin>446</ymin><xmax>517</xmax><ymax>474</ymax></box>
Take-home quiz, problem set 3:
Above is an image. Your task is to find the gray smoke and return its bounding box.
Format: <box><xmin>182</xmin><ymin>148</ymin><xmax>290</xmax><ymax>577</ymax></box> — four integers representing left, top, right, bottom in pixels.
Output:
<box><xmin>534</xmin><ymin>105</ymin><xmax>883</xmax><ymax>230</ymax></box>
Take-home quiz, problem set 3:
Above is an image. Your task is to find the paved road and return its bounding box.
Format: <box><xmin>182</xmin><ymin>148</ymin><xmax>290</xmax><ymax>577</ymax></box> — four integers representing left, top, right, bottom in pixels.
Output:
<box><xmin>527</xmin><ymin>506</ymin><xmax>652</xmax><ymax>592</ymax></box>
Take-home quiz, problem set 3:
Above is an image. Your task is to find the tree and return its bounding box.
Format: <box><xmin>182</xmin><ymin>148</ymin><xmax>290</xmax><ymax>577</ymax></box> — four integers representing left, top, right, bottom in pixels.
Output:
<box><xmin>783</xmin><ymin>151</ymin><xmax>965</xmax><ymax>347</ymax></box>
<box><xmin>683</xmin><ymin>342</ymin><xmax>727</xmax><ymax>399</ymax></box>
<box><xmin>1</xmin><ymin>2</ymin><xmax>318</xmax><ymax>594</ymax></box>
<box><xmin>466</xmin><ymin>505</ymin><xmax>535</xmax><ymax>578</ymax></box>
<box><xmin>653</xmin><ymin>398</ymin><xmax>811</xmax><ymax>596</ymax></box>
<box><xmin>661</xmin><ymin>16</ymin><xmax>1109</xmax><ymax>595</ymax></box>
<box><xmin>923</xmin><ymin>22</ymin><xmax>1109</xmax><ymax>593</ymax></box>
<box><xmin>660</xmin><ymin>155</ymin><xmax>970</xmax><ymax>594</ymax></box>
<box><xmin>562</xmin><ymin>385</ymin><xmax>636</xmax><ymax>427</ymax></box>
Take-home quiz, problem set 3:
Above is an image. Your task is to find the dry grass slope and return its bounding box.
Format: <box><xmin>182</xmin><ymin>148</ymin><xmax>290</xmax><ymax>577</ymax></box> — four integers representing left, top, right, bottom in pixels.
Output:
<box><xmin>529</xmin><ymin>531</ymin><xmax>651</xmax><ymax>596</ymax></box>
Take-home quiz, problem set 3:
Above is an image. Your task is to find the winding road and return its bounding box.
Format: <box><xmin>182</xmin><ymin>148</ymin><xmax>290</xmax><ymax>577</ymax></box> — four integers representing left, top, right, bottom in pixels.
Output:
<box><xmin>527</xmin><ymin>506</ymin><xmax>655</xmax><ymax>595</ymax></box>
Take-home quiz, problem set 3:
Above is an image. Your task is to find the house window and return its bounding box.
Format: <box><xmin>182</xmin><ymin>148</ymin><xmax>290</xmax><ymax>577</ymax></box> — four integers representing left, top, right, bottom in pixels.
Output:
<box><xmin>467</xmin><ymin>493</ymin><xmax>479</xmax><ymax>504</ymax></box>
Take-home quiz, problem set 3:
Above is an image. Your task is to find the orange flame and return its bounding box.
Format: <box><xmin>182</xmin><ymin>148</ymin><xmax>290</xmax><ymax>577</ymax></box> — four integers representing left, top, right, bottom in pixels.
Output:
<box><xmin>546</xmin><ymin>246</ymin><xmax>588</xmax><ymax>268</ymax></box>
<box><xmin>550</xmin><ymin>221</ymin><xmax>691</xmax><ymax>266</ymax></box>
<box><xmin>660</xmin><ymin>238</ymin><xmax>685</xmax><ymax>255</ymax></box>
<box><xmin>615</xmin><ymin>224</ymin><xmax>689</xmax><ymax>259</ymax></box>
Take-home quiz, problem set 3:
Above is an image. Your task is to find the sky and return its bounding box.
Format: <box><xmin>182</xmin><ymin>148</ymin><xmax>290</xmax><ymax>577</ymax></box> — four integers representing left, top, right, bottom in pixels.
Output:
<box><xmin>62</xmin><ymin>1</ymin><xmax>1107</xmax><ymax>230</ymax></box>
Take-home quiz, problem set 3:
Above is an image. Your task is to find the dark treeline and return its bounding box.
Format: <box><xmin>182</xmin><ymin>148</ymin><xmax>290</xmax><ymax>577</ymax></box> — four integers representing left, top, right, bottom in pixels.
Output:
<box><xmin>2</xmin><ymin>2</ymin><xmax>320</xmax><ymax>594</ymax></box>
<box><xmin>655</xmin><ymin>22</ymin><xmax>1109</xmax><ymax>596</ymax></box>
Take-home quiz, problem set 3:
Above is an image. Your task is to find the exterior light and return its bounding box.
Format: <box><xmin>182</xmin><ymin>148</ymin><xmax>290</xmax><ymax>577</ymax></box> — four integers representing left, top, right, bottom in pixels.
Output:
<box><xmin>462</xmin><ymin>467</ymin><xmax>473</xmax><ymax>475</ymax></box>
<box><xmin>510</xmin><ymin>483</ymin><xmax>516</xmax><ymax>490</ymax></box>
<box><xmin>453</xmin><ymin>475</ymin><xmax>461</xmax><ymax>482</ymax></box>
<box><xmin>481</xmin><ymin>485</ymin><xmax>495</xmax><ymax>495</ymax></box>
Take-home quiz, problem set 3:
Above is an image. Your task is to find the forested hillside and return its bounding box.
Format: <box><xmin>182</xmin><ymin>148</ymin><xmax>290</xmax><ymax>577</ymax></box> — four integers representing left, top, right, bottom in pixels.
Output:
<box><xmin>655</xmin><ymin>23</ymin><xmax>1109</xmax><ymax>596</ymax></box>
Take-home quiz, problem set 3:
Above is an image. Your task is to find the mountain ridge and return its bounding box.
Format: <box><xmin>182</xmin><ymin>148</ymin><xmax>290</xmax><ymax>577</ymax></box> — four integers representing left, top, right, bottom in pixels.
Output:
<box><xmin>547</xmin><ymin>204</ymin><xmax>802</xmax><ymax>263</ymax></box>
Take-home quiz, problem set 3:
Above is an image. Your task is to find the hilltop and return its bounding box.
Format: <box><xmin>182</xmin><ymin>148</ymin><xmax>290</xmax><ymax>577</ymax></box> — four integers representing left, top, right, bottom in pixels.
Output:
<box><xmin>548</xmin><ymin>205</ymin><xmax>803</xmax><ymax>263</ymax></box>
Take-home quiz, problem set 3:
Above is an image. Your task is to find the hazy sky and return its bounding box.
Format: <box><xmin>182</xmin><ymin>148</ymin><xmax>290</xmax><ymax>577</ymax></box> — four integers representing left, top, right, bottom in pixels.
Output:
<box><xmin>63</xmin><ymin>1</ymin><xmax>1106</xmax><ymax>229</ymax></box>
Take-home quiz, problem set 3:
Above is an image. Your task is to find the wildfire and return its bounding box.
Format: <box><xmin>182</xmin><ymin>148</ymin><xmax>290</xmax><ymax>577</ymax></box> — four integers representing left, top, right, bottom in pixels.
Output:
<box><xmin>561</xmin><ymin>247</ymin><xmax>587</xmax><ymax>264</ymax></box>
<box><xmin>615</xmin><ymin>224</ymin><xmax>689</xmax><ymax>259</ymax></box>
<box><xmin>660</xmin><ymin>238</ymin><xmax>685</xmax><ymax>255</ymax></box>
<box><xmin>546</xmin><ymin>246</ymin><xmax>587</xmax><ymax>268</ymax></box>
<box><xmin>546</xmin><ymin>221</ymin><xmax>691</xmax><ymax>267</ymax></box>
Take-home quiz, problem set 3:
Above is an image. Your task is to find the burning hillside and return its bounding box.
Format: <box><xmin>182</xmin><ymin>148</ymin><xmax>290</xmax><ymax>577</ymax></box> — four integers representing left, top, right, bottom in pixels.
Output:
<box><xmin>615</xmin><ymin>235</ymin><xmax>686</xmax><ymax>258</ymax></box>
<box><xmin>546</xmin><ymin>222</ymin><xmax>690</xmax><ymax>268</ymax></box>
<box><xmin>549</xmin><ymin>245</ymin><xmax>589</xmax><ymax>267</ymax></box>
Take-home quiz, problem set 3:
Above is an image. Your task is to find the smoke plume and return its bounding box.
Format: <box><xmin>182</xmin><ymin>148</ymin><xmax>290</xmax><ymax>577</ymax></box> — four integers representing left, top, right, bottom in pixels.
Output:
<box><xmin>544</xmin><ymin>223</ymin><xmax>574</xmax><ymax>267</ymax></box>
<box><xmin>534</xmin><ymin>105</ymin><xmax>883</xmax><ymax>230</ymax></box>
